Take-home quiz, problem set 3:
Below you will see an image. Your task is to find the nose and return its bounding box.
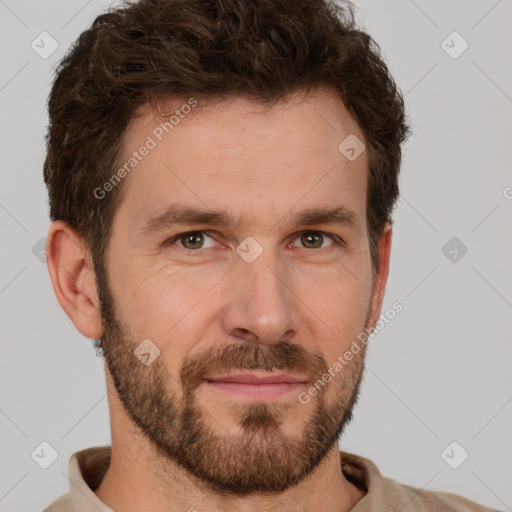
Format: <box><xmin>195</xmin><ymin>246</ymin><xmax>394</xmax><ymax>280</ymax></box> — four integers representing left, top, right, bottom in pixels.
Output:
<box><xmin>219</xmin><ymin>249</ymin><xmax>301</xmax><ymax>346</ymax></box>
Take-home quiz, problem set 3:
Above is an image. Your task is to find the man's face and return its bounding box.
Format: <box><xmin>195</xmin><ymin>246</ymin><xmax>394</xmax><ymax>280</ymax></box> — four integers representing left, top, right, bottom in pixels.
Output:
<box><xmin>98</xmin><ymin>88</ymin><xmax>377</xmax><ymax>494</ymax></box>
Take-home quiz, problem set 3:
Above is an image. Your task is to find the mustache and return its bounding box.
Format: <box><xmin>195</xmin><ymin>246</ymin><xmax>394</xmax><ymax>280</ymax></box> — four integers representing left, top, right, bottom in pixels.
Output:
<box><xmin>180</xmin><ymin>340</ymin><xmax>328</xmax><ymax>392</ymax></box>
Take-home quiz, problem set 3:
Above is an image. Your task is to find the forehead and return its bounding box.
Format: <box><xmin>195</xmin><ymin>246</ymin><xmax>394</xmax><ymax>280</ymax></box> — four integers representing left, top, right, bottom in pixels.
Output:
<box><xmin>113</xmin><ymin>88</ymin><xmax>369</xmax><ymax>233</ymax></box>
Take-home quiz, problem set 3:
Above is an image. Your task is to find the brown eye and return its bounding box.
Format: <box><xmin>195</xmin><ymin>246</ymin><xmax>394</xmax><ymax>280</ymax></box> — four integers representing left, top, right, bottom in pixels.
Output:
<box><xmin>301</xmin><ymin>232</ymin><xmax>323</xmax><ymax>248</ymax></box>
<box><xmin>166</xmin><ymin>231</ymin><xmax>217</xmax><ymax>253</ymax></box>
<box><xmin>179</xmin><ymin>232</ymin><xmax>205</xmax><ymax>249</ymax></box>
<box><xmin>295</xmin><ymin>231</ymin><xmax>335</xmax><ymax>249</ymax></box>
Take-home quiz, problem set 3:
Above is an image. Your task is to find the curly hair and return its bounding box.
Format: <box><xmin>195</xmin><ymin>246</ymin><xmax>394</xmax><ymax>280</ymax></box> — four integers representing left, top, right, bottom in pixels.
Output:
<box><xmin>43</xmin><ymin>0</ymin><xmax>410</xmax><ymax>278</ymax></box>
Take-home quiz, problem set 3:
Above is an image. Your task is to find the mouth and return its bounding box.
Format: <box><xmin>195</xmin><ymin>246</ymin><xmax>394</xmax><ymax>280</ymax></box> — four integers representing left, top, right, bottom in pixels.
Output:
<box><xmin>203</xmin><ymin>371</ymin><xmax>308</xmax><ymax>400</ymax></box>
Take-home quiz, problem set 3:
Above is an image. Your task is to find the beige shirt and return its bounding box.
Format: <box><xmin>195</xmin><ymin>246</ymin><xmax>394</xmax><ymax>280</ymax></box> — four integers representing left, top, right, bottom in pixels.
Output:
<box><xmin>43</xmin><ymin>445</ymin><xmax>500</xmax><ymax>512</ymax></box>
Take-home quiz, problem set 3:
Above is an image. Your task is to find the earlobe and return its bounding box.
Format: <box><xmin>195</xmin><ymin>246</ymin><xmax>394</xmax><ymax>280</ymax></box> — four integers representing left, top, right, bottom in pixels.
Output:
<box><xmin>46</xmin><ymin>221</ymin><xmax>103</xmax><ymax>340</ymax></box>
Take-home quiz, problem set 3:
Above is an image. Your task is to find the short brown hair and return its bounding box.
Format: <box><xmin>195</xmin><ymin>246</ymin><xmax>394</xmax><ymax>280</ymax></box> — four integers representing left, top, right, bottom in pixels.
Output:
<box><xmin>43</xmin><ymin>0</ymin><xmax>410</xmax><ymax>278</ymax></box>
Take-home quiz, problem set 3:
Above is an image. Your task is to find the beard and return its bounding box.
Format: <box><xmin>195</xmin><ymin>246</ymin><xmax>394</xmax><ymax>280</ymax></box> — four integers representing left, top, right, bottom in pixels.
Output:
<box><xmin>95</xmin><ymin>263</ymin><xmax>370</xmax><ymax>496</ymax></box>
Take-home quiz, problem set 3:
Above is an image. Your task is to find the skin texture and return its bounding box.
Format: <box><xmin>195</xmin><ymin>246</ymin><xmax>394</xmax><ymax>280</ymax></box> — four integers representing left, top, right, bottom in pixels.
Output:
<box><xmin>46</xmin><ymin>87</ymin><xmax>392</xmax><ymax>512</ymax></box>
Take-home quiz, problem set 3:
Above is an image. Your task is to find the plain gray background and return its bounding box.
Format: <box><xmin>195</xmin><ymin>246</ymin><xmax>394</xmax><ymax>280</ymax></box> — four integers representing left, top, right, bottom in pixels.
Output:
<box><xmin>1</xmin><ymin>1</ymin><xmax>511</xmax><ymax>511</ymax></box>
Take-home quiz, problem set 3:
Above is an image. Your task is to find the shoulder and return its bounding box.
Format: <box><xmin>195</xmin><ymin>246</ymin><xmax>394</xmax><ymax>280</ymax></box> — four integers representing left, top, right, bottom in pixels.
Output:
<box><xmin>340</xmin><ymin>451</ymin><xmax>501</xmax><ymax>512</ymax></box>
<box><xmin>42</xmin><ymin>492</ymin><xmax>73</xmax><ymax>512</ymax></box>
<box><xmin>383</xmin><ymin>475</ymin><xmax>502</xmax><ymax>511</ymax></box>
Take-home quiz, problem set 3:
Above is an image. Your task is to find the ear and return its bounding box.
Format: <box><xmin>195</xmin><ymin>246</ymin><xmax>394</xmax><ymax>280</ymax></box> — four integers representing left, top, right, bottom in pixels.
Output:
<box><xmin>46</xmin><ymin>220</ymin><xmax>102</xmax><ymax>340</ymax></box>
<box><xmin>368</xmin><ymin>222</ymin><xmax>393</xmax><ymax>330</ymax></box>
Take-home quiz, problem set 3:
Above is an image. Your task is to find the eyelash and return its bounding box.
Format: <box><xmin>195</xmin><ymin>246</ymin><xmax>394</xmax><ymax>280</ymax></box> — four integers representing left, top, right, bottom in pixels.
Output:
<box><xmin>164</xmin><ymin>230</ymin><xmax>344</xmax><ymax>257</ymax></box>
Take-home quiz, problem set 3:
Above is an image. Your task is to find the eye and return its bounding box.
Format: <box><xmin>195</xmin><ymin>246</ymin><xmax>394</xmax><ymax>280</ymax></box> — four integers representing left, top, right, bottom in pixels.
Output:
<box><xmin>165</xmin><ymin>231</ymin><xmax>217</xmax><ymax>255</ymax></box>
<box><xmin>290</xmin><ymin>231</ymin><xmax>339</xmax><ymax>250</ymax></box>
<box><xmin>165</xmin><ymin>229</ymin><xmax>342</xmax><ymax>257</ymax></box>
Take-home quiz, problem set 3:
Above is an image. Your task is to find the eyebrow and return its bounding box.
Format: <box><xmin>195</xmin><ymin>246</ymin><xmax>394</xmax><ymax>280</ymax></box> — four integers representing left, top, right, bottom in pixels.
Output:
<box><xmin>137</xmin><ymin>204</ymin><xmax>360</xmax><ymax>239</ymax></box>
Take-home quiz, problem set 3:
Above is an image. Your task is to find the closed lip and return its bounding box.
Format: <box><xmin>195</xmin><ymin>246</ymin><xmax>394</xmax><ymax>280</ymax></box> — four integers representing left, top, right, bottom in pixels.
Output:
<box><xmin>205</xmin><ymin>372</ymin><xmax>308</xmax><ymax>384</ymax></box>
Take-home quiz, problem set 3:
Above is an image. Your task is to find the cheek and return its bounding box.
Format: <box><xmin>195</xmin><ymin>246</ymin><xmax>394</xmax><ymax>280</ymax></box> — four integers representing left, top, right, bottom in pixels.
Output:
<box><xmin>293</xmin><ymin>266</ymin><xmax>372</xmax><ymax>359</ymax></box>
<box><xmin>108</xmin><ymin>242</ymin><xmax>372</xmax><ymax>366</ymax></box>
<box><xmin>115</xmin><ymin>266</ymin><xmax>220</xmax><ymax>351</ymax></box>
